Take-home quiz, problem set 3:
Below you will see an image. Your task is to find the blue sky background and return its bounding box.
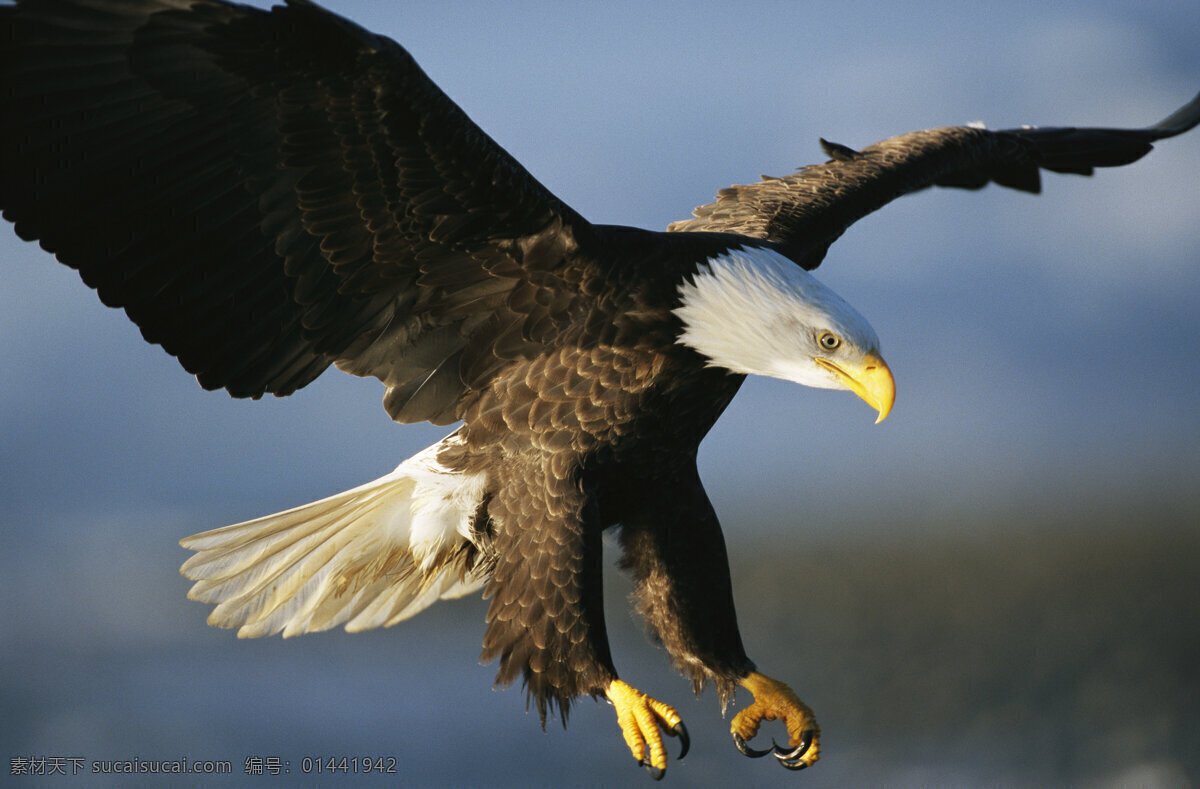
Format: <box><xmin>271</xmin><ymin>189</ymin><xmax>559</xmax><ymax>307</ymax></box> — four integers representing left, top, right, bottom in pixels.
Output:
<box><xmin>2</xmin><ymin>1</ymin><xmax>1198</xmax><ymax>786</ymax></box>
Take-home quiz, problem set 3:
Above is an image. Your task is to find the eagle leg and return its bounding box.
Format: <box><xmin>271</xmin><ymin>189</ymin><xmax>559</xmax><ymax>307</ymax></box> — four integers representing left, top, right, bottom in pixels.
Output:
<box><xmin>730</xmin><ymin>671</ymin><xmax>821</xmax><ymax>770</ymax></box>
<box><xmin>605</xmin><ymin>679</ymin><xmax>689</xmax><ymax>780</ymax></box>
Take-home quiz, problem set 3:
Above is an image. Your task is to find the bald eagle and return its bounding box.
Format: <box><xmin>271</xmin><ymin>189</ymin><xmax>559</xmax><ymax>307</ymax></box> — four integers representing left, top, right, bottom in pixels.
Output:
<box><xmin>2</xmin><ymin>0</ymin><xmax>1196</xmax><ymax>778</ymax></box>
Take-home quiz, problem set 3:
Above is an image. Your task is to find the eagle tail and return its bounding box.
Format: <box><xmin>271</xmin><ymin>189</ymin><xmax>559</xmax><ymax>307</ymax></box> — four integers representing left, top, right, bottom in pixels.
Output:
<box><xmin>179</xmin><ymin>432</ymin><xmax>488</xmax><ymax>638</ymax></box>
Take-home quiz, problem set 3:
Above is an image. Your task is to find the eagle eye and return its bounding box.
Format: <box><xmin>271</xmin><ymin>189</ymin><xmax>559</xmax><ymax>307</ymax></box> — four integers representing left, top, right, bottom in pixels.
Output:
<box><xmin>818</xmin><ymin>331</ymin><xmax>841</xmax><ymax>351</ymax></box>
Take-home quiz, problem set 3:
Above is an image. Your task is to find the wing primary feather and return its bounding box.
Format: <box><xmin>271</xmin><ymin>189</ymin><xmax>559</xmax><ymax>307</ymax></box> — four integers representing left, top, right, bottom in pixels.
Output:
<box><xmin>0</xmin><ymin>0</ymin><xmax>597</xmax><ymax>421</ymax></box>
<box><xmin>669</xmin><ymin>91</ymin><xmax>1200</xmax><ymax>270</ymax></box>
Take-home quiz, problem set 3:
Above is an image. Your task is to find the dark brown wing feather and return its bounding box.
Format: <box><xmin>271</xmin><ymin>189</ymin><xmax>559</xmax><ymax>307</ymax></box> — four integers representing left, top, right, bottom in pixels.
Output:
<box><xmin>0</xmin><ymin>0</ymin><xmax>595</xmax><ymax>423</ymax></box>
<box><xmin>669</xmin><ymin>92</ymin><xmax>1200</xmax><ymax>270</ymax></box>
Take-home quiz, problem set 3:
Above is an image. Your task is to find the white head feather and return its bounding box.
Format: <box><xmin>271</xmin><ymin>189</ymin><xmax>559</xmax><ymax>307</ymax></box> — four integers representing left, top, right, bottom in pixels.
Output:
<box><xmin>673</xmin><ymin>246</ymin><xmax>882</xmax><ymax>390</ymax></box>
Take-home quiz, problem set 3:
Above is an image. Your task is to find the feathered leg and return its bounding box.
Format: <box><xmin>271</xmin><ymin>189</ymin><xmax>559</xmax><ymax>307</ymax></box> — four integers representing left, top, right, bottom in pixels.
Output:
<box><xmin>478</xmin><ymin>461</ymin><xmax>617</xmax><ymax>722</ymax></box>
<box><xmin>616</xmin><ymin>463</ymin><xmax>820</xmax><ymax>771</ymax></box>
<box><xmin>476</xmin><ymin>458</ymin><xmax>690</xmax><ymax>779</ymax></box>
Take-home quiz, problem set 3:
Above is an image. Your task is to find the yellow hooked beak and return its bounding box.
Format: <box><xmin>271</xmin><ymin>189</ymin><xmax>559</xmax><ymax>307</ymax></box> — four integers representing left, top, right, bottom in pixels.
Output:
<box><xmin>815</xmin><ymin>352</ymin><xmax>895</xmax><ymax>423</ymax></box>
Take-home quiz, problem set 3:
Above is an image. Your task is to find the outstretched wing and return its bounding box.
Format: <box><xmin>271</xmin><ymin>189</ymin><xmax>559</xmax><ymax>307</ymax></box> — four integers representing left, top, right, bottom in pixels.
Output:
<box><xmin>669</xmin><ymin>93</ymin><xmax>1200</xmax><ymax>270</ymax></box>
<box><xmin>0</xmin><ymin>0</ymin><xmax>594</xmax><ymax>424</ymax></box>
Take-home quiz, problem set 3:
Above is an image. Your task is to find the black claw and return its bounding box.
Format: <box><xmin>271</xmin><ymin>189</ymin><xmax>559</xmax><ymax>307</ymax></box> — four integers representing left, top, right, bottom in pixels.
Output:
<box><xmin>639</xmin><ymin>759</ymin><xmax>665</xmax><ymax>781</ymax></box>
<box><xmin>733</xmin><ymin>732</ymin><xmax>772</xmax><ymax>758</ymax></box>
<box><xmin>777</xmin><ymin>756</ymin><xmax>810</xmax><ymax>771</ymax></box>
<box><xmin>772</xmin><ymin>729</ymin><xmax>814</xmax><ymax>769</ymax></box>
<box><xmin>667</xmin><ymin>721</ymin><xmax>690</xmax><ymax>761</ymax></box>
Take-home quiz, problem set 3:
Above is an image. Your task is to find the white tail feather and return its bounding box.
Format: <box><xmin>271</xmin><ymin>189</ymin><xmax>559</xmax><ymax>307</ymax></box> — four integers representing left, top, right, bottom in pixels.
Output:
<box><xmin>179</xmin><ymin>433</ymin><xmax>488</xmax><ymax>638</ymax></box>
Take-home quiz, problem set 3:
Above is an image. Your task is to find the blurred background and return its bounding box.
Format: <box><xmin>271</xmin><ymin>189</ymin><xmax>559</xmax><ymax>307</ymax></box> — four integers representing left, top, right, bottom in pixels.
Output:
<box><xmin>2</xmin><ymin>1</ymin><xmax>1197</xmax><ymax>786</ymax></box>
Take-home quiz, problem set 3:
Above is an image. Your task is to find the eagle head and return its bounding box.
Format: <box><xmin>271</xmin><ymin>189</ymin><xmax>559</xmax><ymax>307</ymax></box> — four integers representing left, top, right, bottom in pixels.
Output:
<box><xmin>673</xmin><ymin>246</ymin><xmax>895</xmax><ymax>422</ymax></box>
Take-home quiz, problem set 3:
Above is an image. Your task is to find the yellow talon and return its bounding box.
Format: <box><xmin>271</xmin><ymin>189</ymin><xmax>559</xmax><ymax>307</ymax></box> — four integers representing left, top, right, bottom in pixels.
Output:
<box><xmin>731</xmin><ymin>671</ymin><xmax>821</xmax><ymax>769</ymax></box>
<box><xmin>605</xmin><ymin>679</ymin><xmax>689</xmax><ymax>779</ymax></box>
